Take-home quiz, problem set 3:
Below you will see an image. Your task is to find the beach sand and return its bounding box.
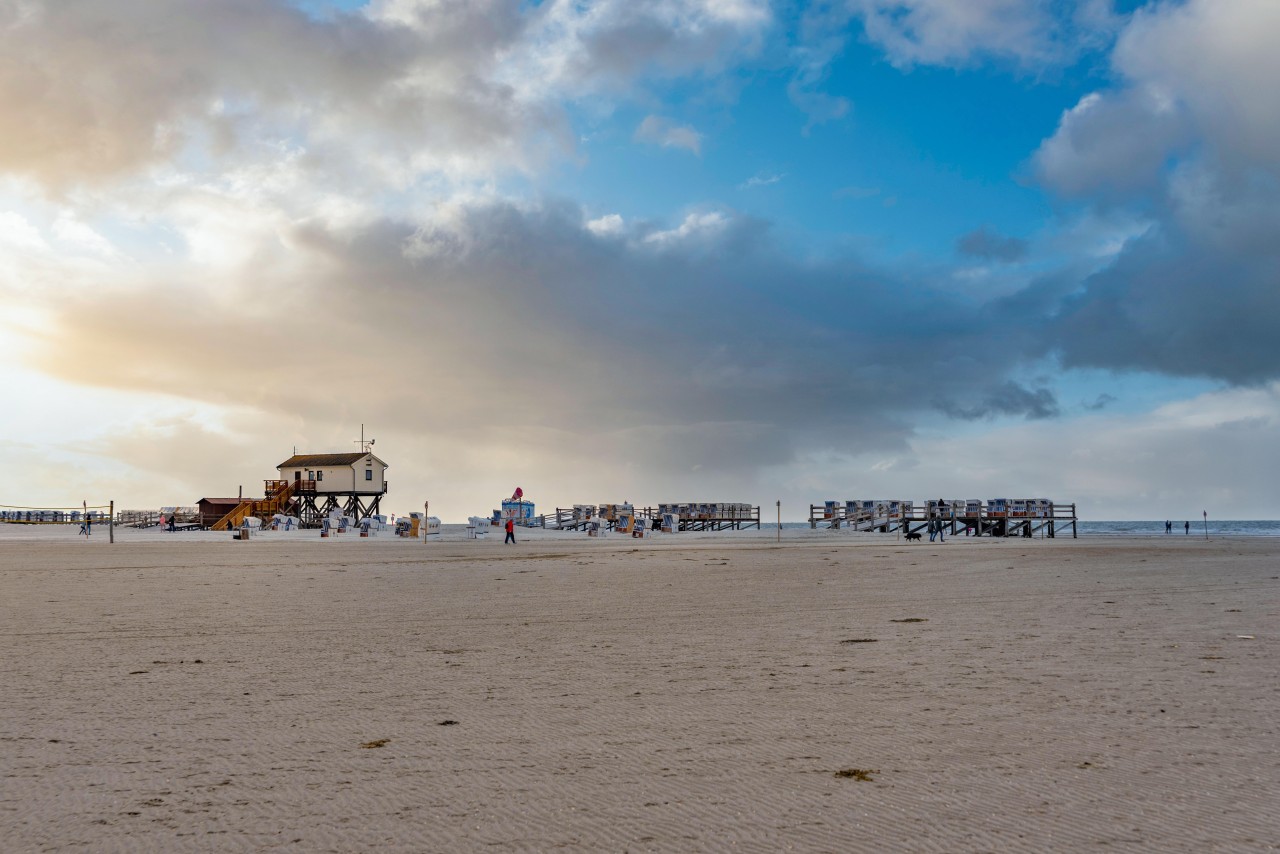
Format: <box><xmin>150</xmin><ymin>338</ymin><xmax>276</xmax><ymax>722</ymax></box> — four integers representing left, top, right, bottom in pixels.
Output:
<box><xmin>1</xmin><ymin>528</ymin><xmax>1277</xmax><ymax>852</ymax></box>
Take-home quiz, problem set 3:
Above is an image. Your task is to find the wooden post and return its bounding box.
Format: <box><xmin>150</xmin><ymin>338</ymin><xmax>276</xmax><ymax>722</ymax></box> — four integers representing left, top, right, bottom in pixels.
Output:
<box><xmin>776</xmin><ymin>500</ymin><xmax>780</xmax><ymax>543</ymax></box>
<box><xmin>424</xmin><ymin>501</ymin><xmax>429</xmax><ymax>544</ymax></box>
<box><xmin>109</xmin><ymin>500</ymin><xmax>114</xmax><ymax>544</ymax></box>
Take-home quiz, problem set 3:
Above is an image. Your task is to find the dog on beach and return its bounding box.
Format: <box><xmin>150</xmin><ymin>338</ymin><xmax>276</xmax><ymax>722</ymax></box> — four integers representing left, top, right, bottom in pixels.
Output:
<box><xmin>904</xmin><ymin>531</ymin><xmax>922</xmax><ymax>542</ymax></box>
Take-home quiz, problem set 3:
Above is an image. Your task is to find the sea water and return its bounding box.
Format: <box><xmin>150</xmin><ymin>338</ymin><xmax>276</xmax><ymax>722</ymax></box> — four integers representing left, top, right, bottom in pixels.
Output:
<box><xmin>1076</xmin><ymin>520</ymin><xmax>1280</xmax><ymax>537</ymax></box>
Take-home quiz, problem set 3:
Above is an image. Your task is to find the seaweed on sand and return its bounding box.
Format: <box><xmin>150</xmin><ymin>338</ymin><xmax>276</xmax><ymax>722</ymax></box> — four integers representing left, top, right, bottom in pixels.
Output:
<box><xmin>834</xmin><ymin>768</ymin><xmax>878</xmax><ymax>781</ymax></box>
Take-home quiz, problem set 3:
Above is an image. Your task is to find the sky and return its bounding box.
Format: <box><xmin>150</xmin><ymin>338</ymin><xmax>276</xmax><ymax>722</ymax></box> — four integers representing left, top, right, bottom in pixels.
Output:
<box><xmin>1</xmin><ymin>0</ymin><xmax>1278</xmax><ymax>521</ymax></box>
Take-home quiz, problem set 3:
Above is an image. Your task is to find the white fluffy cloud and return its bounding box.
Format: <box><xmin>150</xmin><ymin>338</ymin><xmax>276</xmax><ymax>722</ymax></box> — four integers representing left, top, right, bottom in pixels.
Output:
<box><xmin>846</xmin><ymin>0</ymin><xmax>1113</xmax><ymax>68</ymax></box>
<box><xmin>0</xmin><ymin>0</ymin><xmax>770</xmax><ymax>191</ymax></box>
<box><xmin>1037</xmin><ymin>0</ymin><xmax>1280</xmax><ymax>194</ymax></box>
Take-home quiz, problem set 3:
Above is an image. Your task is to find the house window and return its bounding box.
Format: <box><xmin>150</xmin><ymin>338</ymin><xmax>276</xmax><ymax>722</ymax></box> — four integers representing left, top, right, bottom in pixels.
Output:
<box><xmin>365</xmin><ymin>470</ymin><xmax>373</xmax><ymax>481</ymax></box>
<box><xmin>317</xmin><ymin>470</ymin><xmax>323</xmax><ymax>481</ymax></box>
<box><xmin>307</xmin><ymin>470</ymin><xmax>313</xmax><ymax>480</ymax></box>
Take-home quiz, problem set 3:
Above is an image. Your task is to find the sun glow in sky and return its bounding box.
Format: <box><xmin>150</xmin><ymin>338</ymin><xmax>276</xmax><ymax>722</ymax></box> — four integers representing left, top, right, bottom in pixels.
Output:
<box><xmin>2</xmin><ymin>0</ymin><xmax>1278</xmax><ymax>520</ymax></box>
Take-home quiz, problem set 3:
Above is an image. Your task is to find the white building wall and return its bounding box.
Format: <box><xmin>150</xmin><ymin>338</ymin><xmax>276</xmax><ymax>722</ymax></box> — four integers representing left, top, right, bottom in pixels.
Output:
<box><xmin>278</xmin><ymin>453</ymin><xmax>387</xmax><ymax>494</ymax></box>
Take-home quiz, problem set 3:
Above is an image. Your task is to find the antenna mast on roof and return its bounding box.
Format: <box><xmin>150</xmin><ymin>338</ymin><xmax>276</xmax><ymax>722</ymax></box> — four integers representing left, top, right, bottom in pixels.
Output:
<box><xmin>355</xmin><ymin>424</ymin><xmax>375</xmax><ymax>454</ymax></box>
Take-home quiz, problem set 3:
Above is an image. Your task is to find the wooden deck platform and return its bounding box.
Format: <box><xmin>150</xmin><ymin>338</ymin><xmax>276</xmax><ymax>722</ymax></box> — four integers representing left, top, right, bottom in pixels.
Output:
<box><xmin>808</xmin><ymin>500</ymin><xmax>1078</xmax><ymax>538</ymax></box>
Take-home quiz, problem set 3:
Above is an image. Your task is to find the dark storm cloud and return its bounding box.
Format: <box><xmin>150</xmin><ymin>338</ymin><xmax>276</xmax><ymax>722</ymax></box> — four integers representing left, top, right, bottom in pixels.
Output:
<box><xmin>933</xmin><ymin>381</ymin><xmax>1060</xmax><ymax>421</ymax></box>
<box><xmin>1048</xmin><ymin>226</ymin><xmax>1280</xmax><ymax>384</ymax></box>
<box><xmin>34</xmin><ymin>199</ymin><xmax>1064</xmax><ymax>474</ymax></box>
<box><xmin>957</xmin><ymin>226</ymin><xmax>1029</xmax><ymax>262</ymax></box>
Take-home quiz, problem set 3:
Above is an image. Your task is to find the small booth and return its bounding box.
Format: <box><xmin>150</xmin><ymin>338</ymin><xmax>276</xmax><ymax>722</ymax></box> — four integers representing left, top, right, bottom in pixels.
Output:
<box><xmin>502</xmin><ymin>499</ymin><xmax>536</xmax><ymax>525</ymax></box>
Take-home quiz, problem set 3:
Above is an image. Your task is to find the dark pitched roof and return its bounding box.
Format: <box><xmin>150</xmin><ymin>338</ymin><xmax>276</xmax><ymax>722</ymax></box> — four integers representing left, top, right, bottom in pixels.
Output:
<box><xmin>277</xmin><ymin>453</ymin><xmax>387</xmax><ymax>468</ymax></box>
<box><xmin>198</xmin><ymin>497</ymin><xmax>244</xmax><ymax>505</ymax></box>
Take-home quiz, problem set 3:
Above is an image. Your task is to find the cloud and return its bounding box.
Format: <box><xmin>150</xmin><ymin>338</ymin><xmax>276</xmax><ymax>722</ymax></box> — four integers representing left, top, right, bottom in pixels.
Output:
<box><xmin>1031</xmin><ymin>0</ymin><xmax>1280</xmax><ymax>385</ymax></box>
<box><xmin>1083</xmin><ymin>393</ymin><xmax>1116</xmax><ymax>411</ymax></box>
<box><xmin>10</xmin><ymin>198</ymin><xmax>1074</xmax><ymax>493</ymax></box>
<box><xmin>957</xmin><ymin>226</ymin><xmax>1028</xmax><ymax>262</ymax></box>
<box><xmin>786</xmin><ymin>9</ymin><xmax>853</xmax><ymax>131</ymax></box>
<box><xmin>641</xmin><ymin>210</ymin><xmax>729</xmax><ymax>244</ymax></box>
<box><xmin>634</xmin><ymin>115</ymin><xmax>703</xmax><ymax>155</ymax></box>
<box><xmin>739</xmin><ymin>172</ymin><xmax>785</xmax><ymax>189</ymax></box>
<box><xmin>0</xmin><ymin>0</ymin><xmax>551</xmax><ymax>189</ymax></box>
<box><xmin>585</xmin><ymin>213</ymin><xmax>625</xmax><ymax>236</ymax></box>
<box><xmin>1034</xmin><ymin>90</ymin><xmax>1193</xmax><ymax>198</ymax></box>
<box><xmin>933</xmin><ymin>381</ymin><xmax>1060</xmax><ymax>421</ymax></box>
<box><xmin>847</xmin><ymin>0</ymin><xmax>1109</xmax><ymax>69</ymax></box>
<box><xmin>0</xmin><ymin>211</ymin><xmax>47</xmax><ymax>251</ymax></box>
<box><xmin>0</xmin><ymin>0</ymin><xmax>771</xmax><ymax>191</ymax></box>
<box><xmin>513</xmin><ymin>0</ymin><xmax>771</xmax><ymax>94</ymax></box>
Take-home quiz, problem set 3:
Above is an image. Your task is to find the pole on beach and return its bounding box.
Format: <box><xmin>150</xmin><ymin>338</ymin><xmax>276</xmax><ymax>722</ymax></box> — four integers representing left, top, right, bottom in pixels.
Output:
<box><xmin>776</xmin><ymin>500</ymin><xmax>780</xmax><ymax>543</ymax></box>
<box><xmin>1203</xmin><ymin>510</ymin><xmax>1208</xmax><ymax>540</ymax></box>
<box><xmin>424</xmin><ymin>501</ymin><xmax>429</xmax><ymax>544</ymax></box>
<box><xmin>109</xmin><ymin>500</ymin><xmax>114</xmax><ymax>544</ymax></box>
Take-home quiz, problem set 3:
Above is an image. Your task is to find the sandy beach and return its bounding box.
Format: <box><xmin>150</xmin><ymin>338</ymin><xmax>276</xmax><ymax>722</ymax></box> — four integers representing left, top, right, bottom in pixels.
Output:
<box><xmin>1</xmin><ymin>529</ymin><xmax>1277</xmax><ymax>852</ymax></box>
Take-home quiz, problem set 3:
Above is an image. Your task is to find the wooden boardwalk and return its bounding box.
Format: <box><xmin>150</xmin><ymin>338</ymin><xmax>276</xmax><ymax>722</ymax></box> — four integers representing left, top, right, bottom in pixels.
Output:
<box><xmin>535</xmin><ymin>504</ymin><xmax>762</xmax><ymax>532</ymax></box>
<box><xmin>808</xmin><ymin>500</ymin><xmax>1077</xmax><ymax>538</ymax></box>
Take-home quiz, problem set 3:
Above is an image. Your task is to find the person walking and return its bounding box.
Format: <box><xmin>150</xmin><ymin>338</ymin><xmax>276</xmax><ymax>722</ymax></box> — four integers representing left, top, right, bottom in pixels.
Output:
<box><xmin>505</xmin><ymin>517</ymin><xmax>516</xmax><ymax>544</ymax></box>
<box><xmin>1165</xmin><ymin>520</ymin><xmax>1172</xmax><ymax>534</ymax></box>
<box><xmin>1184</xmin><ymin>520</ymin><xmax>1190</xmax><ymax>535</ymax></box>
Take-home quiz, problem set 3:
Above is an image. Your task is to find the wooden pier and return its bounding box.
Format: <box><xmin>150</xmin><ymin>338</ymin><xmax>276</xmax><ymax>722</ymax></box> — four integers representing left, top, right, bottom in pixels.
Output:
<box><xmin>808</xmin><ymin>499</ymin><xmax>1077</xmax><ymax>538</ymax></box>
<box><xmin>536</xmin><ymin>503</ymin><xmax>762</xmax><ymax>532</ymax></box>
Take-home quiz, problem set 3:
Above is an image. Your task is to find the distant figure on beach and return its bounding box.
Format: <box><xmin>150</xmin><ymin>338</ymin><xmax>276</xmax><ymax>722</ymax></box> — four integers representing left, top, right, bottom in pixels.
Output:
<box><xmin>928</xmin><ymin>518</ymin><xmax>941</xmax><ymax>542</ymax></box>
<box><xmin>1185</xmin><ymin>521</ymin><xmax>1190</xmax><ymax>535</ymax></box>
<box><xmin>1166</xmin><ymin>520</ymin><xmax>1172</xmax><ymax>534</ymax></box>
<box><xmin>79</xmin><ymin>517</ymin><xmax>91</xmax><ymax>536</ymax></box>
<box><xmin>505</xmin><ymin>517</ymin><xmax>516</xmax><ymax>544</ymax></box>
<box><xmin>168</xmin><ymin>515</ymin><xmax>177</xmax><ymax>532</ymax></box>
<box><xmin>160</xmin><ymin>513</ymin><xmax>166</xmax><ymax>530</ymax></box>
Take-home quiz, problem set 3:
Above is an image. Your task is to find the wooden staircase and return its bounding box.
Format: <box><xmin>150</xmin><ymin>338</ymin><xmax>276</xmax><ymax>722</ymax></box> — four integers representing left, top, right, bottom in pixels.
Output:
<box><xmin>212</xmin><ymin>480</ymin><xmax>296</xmax><ymax>531</ymax></box>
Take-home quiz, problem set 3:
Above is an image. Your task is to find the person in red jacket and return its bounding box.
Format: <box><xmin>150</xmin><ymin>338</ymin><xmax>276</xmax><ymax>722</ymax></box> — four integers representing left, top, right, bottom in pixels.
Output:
<box><xmin>505</xmin><ymin>517</ymin><xmax>516</xmax><ymax>544</ymax></box>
